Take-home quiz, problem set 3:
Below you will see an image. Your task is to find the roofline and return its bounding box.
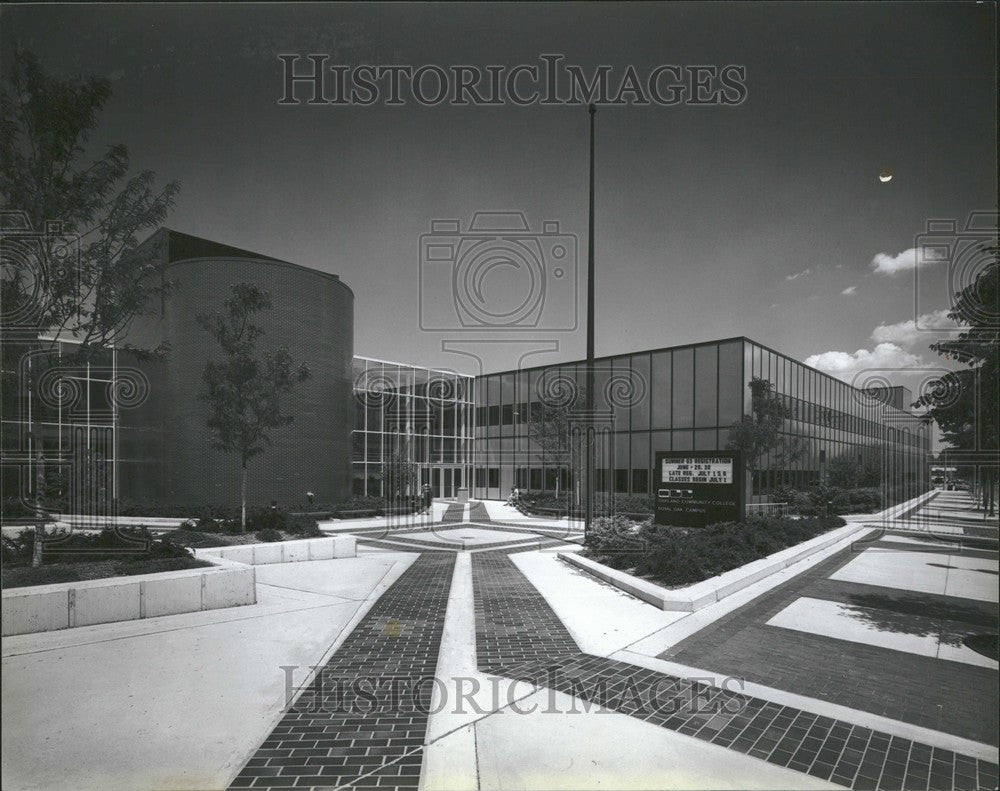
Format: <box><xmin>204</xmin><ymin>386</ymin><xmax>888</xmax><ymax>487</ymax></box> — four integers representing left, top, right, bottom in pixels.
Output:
<box><xmin>162</xmin><ymin>256</ymin><xmax>354</xmax><ymax>298</ymax></box>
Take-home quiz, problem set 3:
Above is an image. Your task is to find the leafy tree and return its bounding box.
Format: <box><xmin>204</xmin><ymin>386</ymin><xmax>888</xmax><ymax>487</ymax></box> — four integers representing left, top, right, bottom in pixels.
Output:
<box><xmin>1</xmin><ymin>49</ymin><xmax>179</xmax><ymax>359</ymax></box>
<box><xmin>527</xmin><ymin>399</ymin><xmax>591</xmax><ymax>503</ymax></box>
<box><xmin>1</xmin><ymin>50</ymin><xmax>177</xmax><ymax>560</ymax></box>
<box><xmin>914</xmin><ymin>248</ymin><xmax>998</xmax><ymax>515</ymax></box>
<box><xmin>826</xmin><ymin>449</ymin><xmax>882</xmax><ymax>489</ymax></box>
<box><xmin>727</xmin><ymin>377</ymin><xmax>806</xmax><ymax>495</ymax></box>
<box><xmin>197</xmin><ymin>284</ymin><xmax>311</xmax><ymax>531</ymax></box>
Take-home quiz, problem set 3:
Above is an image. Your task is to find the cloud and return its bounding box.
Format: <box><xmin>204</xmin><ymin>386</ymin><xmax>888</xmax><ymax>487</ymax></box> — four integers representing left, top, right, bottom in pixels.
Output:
<box><xmin>871</xmin><ymin>309</ymin><xmax>961</xmax><ymax>347</ymax></box>
<box><xmin>804</xmin><ymin>342</ymin><xmax>923</xmax><ymax>382</ymax></box>
<box><xmin>785</xmin><ymin>268</ymin><xmax>811</xmax><ymax>281</ymax></box>
<box><xmin>871</xmin><ymin>246</ymin><xmax>946</xmax><ymax>275</ymax></box>
<box><xmin>842</xmin><ymin>285</ymin><xmax>857</xmax><ymax>295</ymax></box>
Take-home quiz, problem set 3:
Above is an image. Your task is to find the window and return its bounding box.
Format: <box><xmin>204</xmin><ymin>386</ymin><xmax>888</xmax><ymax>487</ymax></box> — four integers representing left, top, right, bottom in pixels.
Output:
<box><xmin>718</xmin><ymin>341</ymin><xmax>742</xmax><ymax>426</ymax></box>
<box><xmin>694</xmin><ymin>344</ymin><xmax>718</xmax><ymax>427</ymax></box>
<box><xmin>615</xmin><ymin>468</ymin><xmax>629</xmax><ymax>493</ymax></box>
<box><xmin>530</xmin><ymin>468</ymin><xmax>542</xmax><ymax>490</ymax></box>
<box><xmin>488</xmin><ymin>468</ymin><xmax>499</xmax><ymax>488</ymax></box>
<box><xmin>632</xmin><ymin>469</ymin><xmax>649</xmax><ymax>494</ymax></box>
<box><xmin>672</xmin><ymin>348</ymin><xmax>694</xmax><ymax>428</ymax></box>
<box><xmin>630</xmin><ymin>354</ymin><xmax>650</xmax><ymax>430</ymax></box>
<box><xmin>651</xmin><ymin>351</ymin><xmax>671</xmax><ymax>429</ymax></box>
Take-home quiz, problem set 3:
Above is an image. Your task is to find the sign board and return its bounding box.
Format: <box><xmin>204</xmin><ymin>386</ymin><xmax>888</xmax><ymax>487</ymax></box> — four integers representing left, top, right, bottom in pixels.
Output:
<box><xmin>654</xmin><ymin>450</ymin><xmax>744</xmax><ymax>527</ymax></box>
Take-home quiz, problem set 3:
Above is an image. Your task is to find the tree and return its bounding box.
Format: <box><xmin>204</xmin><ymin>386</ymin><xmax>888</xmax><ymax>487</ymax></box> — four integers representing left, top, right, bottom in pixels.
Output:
<box><xmin>197</xmin><ymin>284</ymin><xmax>311</xmax><ymax>531</ymax></box>
<box><xmin>379</xmin><ymin>443</ymin><xmax>418</xmax><ymax>503</ymax></box>
<box><xmin>727</xmin><ymin>377</ymin><xmax>806</xmax><ymax>496</ymax></box>
<box><xmin>826</xmin><ymin>448</ymin><xmax>882</xmax><ymax>489</ymax></box>
<box><xmin>1</xmin><ymin>49</ymin><xmax>179</xmax><ymax>360</ymax></box>
<box><xmin>528</xmin><ymin>400</ymin><xmax>591</xmax><ymax>503</ymax></box>
<box><xmin>914</xmin><ymin>248</ymin><xmax>998</xmax><ymax>515</ymax></box>
<box><xmin>1</xmin><ymin>50</ymin><xmax>178</xmax><ymax>562</ymax></box>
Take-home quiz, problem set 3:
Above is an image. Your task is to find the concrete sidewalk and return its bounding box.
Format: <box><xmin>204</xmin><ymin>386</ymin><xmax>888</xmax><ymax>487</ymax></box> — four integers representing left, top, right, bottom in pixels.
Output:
<box><xmin>420</xmin><ymin>551</ymin><xmax>836</xmax><ymax>791</ymax></box>
<box><xmin>1</xmin><ymin>550</ymin><xmax>417</xmax><ymax>791</ymax></box>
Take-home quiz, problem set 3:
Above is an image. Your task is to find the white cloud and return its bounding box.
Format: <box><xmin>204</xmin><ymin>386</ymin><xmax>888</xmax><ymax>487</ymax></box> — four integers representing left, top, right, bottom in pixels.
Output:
<box><xmin>842</xmin><ymin>285</ymin><xmax>857</xmax><ymax>295</ymax></box>
<box><xmin>871</xmin><ymin>309</ymin><xmax>960</xmax><ymax>347</ymax></box>
<box><xmin>871</xmin><ymin>246</ymin><xmax>945</xmax><ymax>275</ymax></box>
<box><xmin>785</xmin><ymin>268</ymin><xmax>811</xmax><ymax>281</ymax></box>
<box><xmin>804</xmin><ymin>343</ymin><xmax>923</xmax><ymax>383</ymax></box>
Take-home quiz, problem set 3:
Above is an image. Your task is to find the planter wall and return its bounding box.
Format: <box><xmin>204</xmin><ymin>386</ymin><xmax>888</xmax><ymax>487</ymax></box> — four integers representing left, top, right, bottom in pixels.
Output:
<box><xmin>2</xmin><ymin>556</ymin><xmax>254</xmax><ymax>637</ymax></box>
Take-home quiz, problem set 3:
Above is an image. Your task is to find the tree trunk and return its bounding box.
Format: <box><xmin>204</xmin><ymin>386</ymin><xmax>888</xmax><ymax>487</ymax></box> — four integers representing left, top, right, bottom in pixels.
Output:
<box><xmin>241</xmin><ymin>461</ymin><xmax>248</xmax><ymax>533</ymax></box>
<box><xmin>32</xmin><ymin>449</ymin><xmax>44</xmax><ymax>568</ymax></box>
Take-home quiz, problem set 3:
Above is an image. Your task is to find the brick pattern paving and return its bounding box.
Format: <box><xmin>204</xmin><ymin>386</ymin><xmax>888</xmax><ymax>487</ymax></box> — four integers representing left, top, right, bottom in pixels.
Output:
<box><xmin>467</xmin><ymin>501</ymin><xmax>492</xmax><ymax>522</ymax></box>
<box><xmin>472</xmin><ymin>551</ymin><xmax>580</xmax><ymax>671</ymax></box>
<box><xmin>228</xmin><ymin>552</ymin><xmax>455</xmax><ymax>790</ymax></box>
<box><xmin>472</xmin><ymin>549</ymin><xmax>1000</xmax><ymax>791</ymax></box>
<box><xmin>439</xmin><ymin>503</ymin><xmax>465</xmax><ymax>523</ymax></box>
<box><xmin>662</xmin><ymin>539</ymin><xmax>999</xmax><ymax>745</ymax></box>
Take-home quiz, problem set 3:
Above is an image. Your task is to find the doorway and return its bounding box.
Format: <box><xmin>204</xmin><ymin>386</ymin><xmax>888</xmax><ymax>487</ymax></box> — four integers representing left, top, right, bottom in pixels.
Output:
<box><xmin>422</xmin><ymin>466</ymin><xmax>464</xmax><ymax>499</ymax></box>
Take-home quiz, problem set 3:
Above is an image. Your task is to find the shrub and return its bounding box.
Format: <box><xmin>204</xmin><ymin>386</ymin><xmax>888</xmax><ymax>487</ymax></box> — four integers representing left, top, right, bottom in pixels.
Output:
<box><xmin>255</xmin><ymin>528</ymin><xmax>283</xmax><ymax>542</ymax></box>
<box><xmin>584</xmin><ymin>515</ymin><xmax>645</xmax><ymax>558</ymax></box>
<box><xmin>520</xmin><ymin>491</ymin><xmax>653</xmax><ymax>515</ymax></box>
<box><xmin>247</xmin><ymin>508</ymin><xmax>286</xmax><ymax>532</ymax></box>
<box><xmin>2</xmin><ymin>527</ymin><xmax>194</xmax><ymax>566</ymax></box>
<box><xmin>286</xmin><ymin>514</ymin><xmax>322</xmax><ymax>537</ymax></box>
<box><xmin>587</xmin><ymin>513</ymin><xmax>845</xmax><ymax>587</ymax></box>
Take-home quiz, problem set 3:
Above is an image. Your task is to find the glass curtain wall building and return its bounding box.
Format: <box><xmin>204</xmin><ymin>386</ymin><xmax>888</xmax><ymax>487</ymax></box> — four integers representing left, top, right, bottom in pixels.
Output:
<box><xmin>471</xmin><ymin>337</ymin><xmax>930</xmax><ymax>504</ymax></box>
<box><xmin>1</xmin><ymin>337</ymin><xmax>121</xmax><ymax>520</ymax></box>
<box><xmin>352</xmin><ymin>357</ymin><xmax>474</xmax><ymax>499</ymax></box>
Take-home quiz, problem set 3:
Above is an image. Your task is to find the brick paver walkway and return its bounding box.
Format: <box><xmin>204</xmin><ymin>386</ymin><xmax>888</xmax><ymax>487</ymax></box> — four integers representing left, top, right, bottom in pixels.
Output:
<box><xmin>230</xmin><ymin>511</ymin><xmax>997</xmax><ymax>791</ymax></box>
<box><xmin>228</xmin><ymin>552</ymin><xmax>455</xmax><ymax>790</ymax></box>
<box><xmin>471</xmin><ymin>550</ymin><xmax>999</xmax><ymax>791</ymax></box>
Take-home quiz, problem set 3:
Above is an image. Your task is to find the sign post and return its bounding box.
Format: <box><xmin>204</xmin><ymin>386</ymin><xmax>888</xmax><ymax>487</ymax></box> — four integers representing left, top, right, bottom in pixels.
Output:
<box><xmin>654</xmin><ymin>450</ymin><xmax>745</xmax><ymax>527</ymax></box>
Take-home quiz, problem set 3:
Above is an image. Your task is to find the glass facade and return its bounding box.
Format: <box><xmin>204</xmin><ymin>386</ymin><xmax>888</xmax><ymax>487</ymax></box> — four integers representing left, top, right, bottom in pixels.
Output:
<box><xmin>470</xmin><ymin>338</ymin><xmax>931</xmax><ymax>504</ymax></box>
<box><xmin>351</xmin><ymin>357</ymin><xmax>474</xmax><ymax>498</ymax></box>
<box><xmin>1</xmin><ymin>338</ymin><xmax>120</xmax><ymax>518</ymax></box>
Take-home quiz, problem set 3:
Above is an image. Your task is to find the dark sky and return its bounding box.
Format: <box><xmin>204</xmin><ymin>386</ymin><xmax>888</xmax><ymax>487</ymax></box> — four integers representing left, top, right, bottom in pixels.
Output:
<box><xmin>2</xmin><ymin>2</ymin><xmax>996</xmax><ymax>385</ymax></box>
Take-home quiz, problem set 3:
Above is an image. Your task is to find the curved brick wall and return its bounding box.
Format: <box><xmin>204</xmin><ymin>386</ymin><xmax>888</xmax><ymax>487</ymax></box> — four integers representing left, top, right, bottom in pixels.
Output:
<box><xmin>121</xmin><ymin>248</ymin><xmax>353</xmax><ymax>509</ymax></box>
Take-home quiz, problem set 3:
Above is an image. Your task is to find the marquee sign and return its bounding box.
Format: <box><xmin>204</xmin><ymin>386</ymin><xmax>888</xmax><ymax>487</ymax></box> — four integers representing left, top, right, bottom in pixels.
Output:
<box><xmin>654</xmin><ymin>450</ymin><xmax>744</xmax><ymax>527</ymax></box>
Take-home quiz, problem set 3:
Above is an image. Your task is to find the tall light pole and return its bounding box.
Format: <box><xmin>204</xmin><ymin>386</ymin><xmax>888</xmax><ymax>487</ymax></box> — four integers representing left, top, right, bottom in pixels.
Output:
<box><xmin>585</xmin><ymin>103</ymin><xmax>596</xmax><ymax>540</ymax></box>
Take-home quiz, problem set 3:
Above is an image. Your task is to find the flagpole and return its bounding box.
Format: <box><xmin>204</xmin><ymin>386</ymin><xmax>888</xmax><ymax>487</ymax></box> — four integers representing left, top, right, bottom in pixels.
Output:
<box><xmin>585</xmin><ymin>103</ymin><xmax>596</xmax><ymax>540</ymax></box>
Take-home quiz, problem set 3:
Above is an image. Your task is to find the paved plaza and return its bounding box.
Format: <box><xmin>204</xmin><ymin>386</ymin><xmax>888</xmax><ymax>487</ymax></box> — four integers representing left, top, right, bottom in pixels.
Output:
<box><xmin>2</xmin><ymin>493</ymin><xmax>997</xmax><ymax>790</ymax></box>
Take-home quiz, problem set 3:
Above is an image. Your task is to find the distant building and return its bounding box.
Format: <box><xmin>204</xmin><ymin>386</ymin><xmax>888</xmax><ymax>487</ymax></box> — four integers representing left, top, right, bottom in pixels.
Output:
<box><xmin>469</xmin><ymin>338</ymin><xmax>930</xmax><ymax>504</ymax></box>
<box><xmin>2</xmin><ymin>231</ymin><xmax>932</xmax><ymax>516</ymax></box>
<box><xmin>120</xmin><ymin>229</ymin><xmax>355</xmax><ymax>507</ymax></box>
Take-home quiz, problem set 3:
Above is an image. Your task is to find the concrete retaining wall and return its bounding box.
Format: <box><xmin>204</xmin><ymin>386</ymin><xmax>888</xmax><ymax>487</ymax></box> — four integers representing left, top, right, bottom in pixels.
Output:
<box><xmin>560</xmin><ymin>522</ymin><xmax>871</xmax><ymax>612</ymax></box>
<box><xmin>2</xmin><ymin>537</ymin><xmax>357</xmax><ymax>638</ymax></box>
<box><xmin>193</xmin><ymin>535</ymin><xmax>356</xmax><ymax>565</ymax></box>
<box><xmin>1</xmin><ymin>556</ymin><xmax>255</xmax><ymax>637</ymax></box>
<box><xmin>559</xmin><ymin>489</ymin><xmax>938</xmax><ymax>612</ymax></box>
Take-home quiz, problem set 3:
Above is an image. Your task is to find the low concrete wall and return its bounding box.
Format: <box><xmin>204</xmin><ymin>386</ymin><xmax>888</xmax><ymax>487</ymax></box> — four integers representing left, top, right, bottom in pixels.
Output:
<box><xmin>559</xmin><ymin>488</ymin><xmax>939</xmax><ymax>612</ymax></box>
<box><xmin>1</xmin><ymin>556</ymin><xmax>255</xmax><ymax>637</ymax></box>
<box><xmin>560</xmin><ymin>522</ymin><xmax>873</xmax><ymax>612</ymax></box>
<box><xmin>3</xmin><ymin>537</ymin><xmax>357</xmax><ymax>637</ymax></box>
<box><xmin>194</xmin><ymin>535</ymin><xmax>356</xmax><ymax>565</ymax></box>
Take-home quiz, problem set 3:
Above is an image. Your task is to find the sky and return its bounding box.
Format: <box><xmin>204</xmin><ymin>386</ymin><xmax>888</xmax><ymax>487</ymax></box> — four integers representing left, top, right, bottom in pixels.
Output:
<box><xmin>2</xmin><ymin>2</ymin><xmax>997</xmax><ymax>397</ymax></box>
